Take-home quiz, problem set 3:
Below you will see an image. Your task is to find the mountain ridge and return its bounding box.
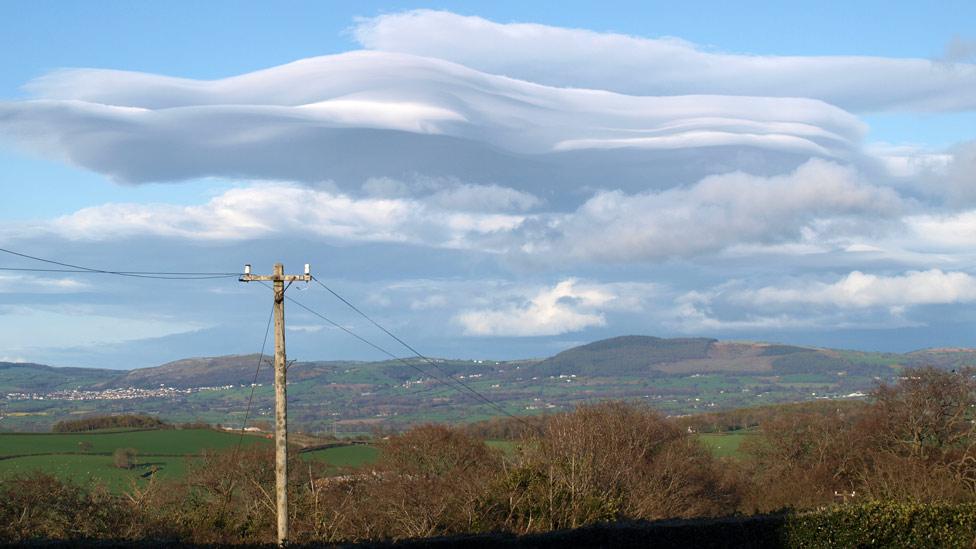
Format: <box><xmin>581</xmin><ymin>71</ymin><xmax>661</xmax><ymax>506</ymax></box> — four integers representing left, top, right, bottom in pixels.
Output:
<box><xmin>5</xmin><ymin>335</ymin><xmax>976</xmax><ymax>432</ymax></box>
<box><xmin>5</xmin><ymin>335</ymin><xmax>976</xmax><ymax>393</ymax></box>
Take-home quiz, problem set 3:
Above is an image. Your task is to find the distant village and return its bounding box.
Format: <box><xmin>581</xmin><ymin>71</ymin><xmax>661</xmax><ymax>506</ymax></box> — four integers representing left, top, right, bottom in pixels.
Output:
<box><xmin>4</xmin><ymin>384</ymin><xmax>246</xmax><ymax>402</ymax></box>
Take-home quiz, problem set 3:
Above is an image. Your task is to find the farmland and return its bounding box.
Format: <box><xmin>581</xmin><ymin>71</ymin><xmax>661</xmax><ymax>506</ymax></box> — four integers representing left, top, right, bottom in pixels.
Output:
<box><xmin>0</xmin><ymin>424</ymin><xmax>753</xmax><ymax>492</ymax></box>
<box><xmin>0</xmin><ymin>428</ymin><xmax>382</xmax><ymax>491</ymax></box>
<box><xmin>5</xmin><ymin>334</ymin><xmax>958</xmax><ymax>434</ymax></box>
<box><xmin>696</xmin><ymin>431</ymin><xmax>755</xmax><ymax>459</ymax></box>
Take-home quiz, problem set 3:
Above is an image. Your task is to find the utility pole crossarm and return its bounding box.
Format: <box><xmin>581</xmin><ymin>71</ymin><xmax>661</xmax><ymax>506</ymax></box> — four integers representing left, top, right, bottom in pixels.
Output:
<box><xmin>239</xmin><ymin>263</ymin><xmax>311</xmax><ymax>283</ymax></box>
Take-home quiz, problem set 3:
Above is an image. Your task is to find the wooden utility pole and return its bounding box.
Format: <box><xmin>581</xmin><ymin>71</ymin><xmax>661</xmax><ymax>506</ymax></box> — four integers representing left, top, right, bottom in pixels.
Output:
<box><xmin>240</xmin><ymin>262</ymin><xmax>310</xmax><ymax>546</ymax></box>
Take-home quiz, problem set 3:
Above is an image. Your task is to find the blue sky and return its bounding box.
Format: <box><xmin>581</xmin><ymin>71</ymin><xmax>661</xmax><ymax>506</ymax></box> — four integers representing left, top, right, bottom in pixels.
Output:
<box><xmin>1</xmin><ymin>2</ymin><xmax>975</xmax><ymax>367</ymax></box>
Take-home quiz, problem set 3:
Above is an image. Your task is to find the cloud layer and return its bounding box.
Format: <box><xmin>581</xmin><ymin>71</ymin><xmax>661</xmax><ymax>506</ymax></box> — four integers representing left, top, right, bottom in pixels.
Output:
<box><xmin>455</xmin><ymin>279</ymin><xmax>654</xmax><ymax>336</ymax></box>
<box><xmin>12</xmin><ymin>158</ymin><xmax>913</xmax><ymax>269</ymax></box>
<box><xmin>0</xmin><ymin>50</ymin><xmax>863</xmax><ymax>191</ymax></box>
<box><xmin>355</xmin><ymin>10</ymin><xmax>976</xmax><ymax>113</ymax></box>
<box><xmin>521</xmin><ymin>159</ymin><xmax>904</xmax><ymax>262</ymax></box>
<box><xmin>2</xmin><ymin>10</ymin><xmax>976</xmax><ymax>359</ymax></box>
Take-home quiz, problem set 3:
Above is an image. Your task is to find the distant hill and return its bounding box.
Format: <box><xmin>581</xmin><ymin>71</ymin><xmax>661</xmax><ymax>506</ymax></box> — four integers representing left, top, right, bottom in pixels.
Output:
<box><xmin>534</xmin><ymin>336</ymin><xmax>716</xmax><ymax>377</ymax></box>
<box><xmin>6</xmin><ymin>335</ymin><xmax>976</xmax><ymax>433</ymax></box>
<box><xmin>0</xmin><ymin>362</ymin><xmax>116</xmax><ymax>393</ymax></box>
<box><xmin>104</xmin><ymin>354</ymin><xmax>275</xmax><ymax>389</ymax></box>
<box><xmin>530</xmin><ymin>336</ymin><xmax>976</xmax><ymax>378</ymax></box>
<box><xmin>7</xmin><ymin>337</ymin><xmax>976</xmax><ymax>393</ymax></box>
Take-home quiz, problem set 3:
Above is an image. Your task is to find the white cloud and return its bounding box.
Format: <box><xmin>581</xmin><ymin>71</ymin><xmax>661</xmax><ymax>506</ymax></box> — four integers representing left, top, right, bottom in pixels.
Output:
<box><xmin>37</xmin><ymin>183</ymin><xmax>525</xmax><ymax>248</ymax></box>
<box><xmin>455</xmin><ymin>279</ymin><xmax>654</xmax><ymax>336</ymax></box>
<box><xmin>945</xmin><ymin>141</ymin><xmax>976</xmax><ymax>203</ymax></box>
<box><xmin>672</xmin><ymin>290</ymin><xmax>823</xmax><ymax>331</ymax></box>
<box><xmin>0</xmin><ymin>274</ymin><xmax>91</xmax><ymax>294</ymax></box>
<box><xmin>0</xmin><ymin>50</ymin><xmax>863</xmax><ymax>188</ymax></box>
<box><xmin>287</xmin><ymin>324</ymin><xmax>327</xmax><ymax>333</ymax></box>
<box><xmin>354</xmin><ymin>10</ymin><xmax>976</xmax><ymax>113</ymax></box>
<box><xmin>4</xmin><ymin>158</ymin><xmax>916</xmax><ymax>267</ymax></box>
<box><xmin>521</xmin><ymin>159</ymin><xmax>903</xmax><ymax>262</ymax></box>
<box><xmin>904</xmin><ymin>207</ymin><xmax>976</xmax><ymax>251</ymax></box>
<box><xmin>668</xmin><ymin>270</ymin><xmax>976</xmax><ymax>333</ymax></box>
<box><xmin>410</xmin><ymin>294</ymin><xmax>449</xmax><ymax>311</ymax></box>
<box><xmin>427</xmin><ymin>183</ymin><xmax>541</xmax><ymax>212</ymax></box>
<box><xmin>740</xmin><ymin>270</ymin><xmax>976</xmax><ymax>308</ymax></box>
<box><xmin>362</xmin><ymin>177</ymin><xmax>541</xmax><ymax>212</ymax></box>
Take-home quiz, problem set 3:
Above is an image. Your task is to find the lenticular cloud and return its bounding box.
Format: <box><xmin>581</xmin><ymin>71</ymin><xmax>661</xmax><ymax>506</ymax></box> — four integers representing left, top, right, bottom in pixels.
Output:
<box><xmin>0</xmin><ymin>50</ymin><xmax>863</xmax><ymax>190</ymax></box>
<box><xmin>354</xmin><ymin>10</ymin><xmax>976</xmax><ymax>113</ymax></box>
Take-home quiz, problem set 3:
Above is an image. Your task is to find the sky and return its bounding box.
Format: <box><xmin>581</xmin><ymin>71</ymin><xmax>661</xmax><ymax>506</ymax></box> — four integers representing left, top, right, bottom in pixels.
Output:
<box><xmin>1</xmin><ymin>1</ymin><xmax>976</xmax><ymax>368</ymax></box>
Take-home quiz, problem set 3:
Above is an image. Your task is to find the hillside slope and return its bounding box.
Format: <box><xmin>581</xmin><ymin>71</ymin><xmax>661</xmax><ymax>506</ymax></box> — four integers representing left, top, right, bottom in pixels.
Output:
<box><xmin>0</xmin><ymin>362</ymin><xmax>117</xmax><ymax>393</ymax></box>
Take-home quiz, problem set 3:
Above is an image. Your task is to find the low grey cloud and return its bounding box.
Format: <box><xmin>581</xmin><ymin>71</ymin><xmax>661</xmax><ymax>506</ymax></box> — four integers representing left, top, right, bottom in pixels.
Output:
<box><xmin>517</xmin><ymin>159</ymin><xmax>905</xmax><ymax>263</ymax></box>
<box><xmin>670</xmin><ymin>269</ymin><xmax>976</xmax><ymax>333</ymax></box>
<box><xmin>7</xmin><ymin>159</ymin><xmax>915</xmax><ymax>268</ymax></box>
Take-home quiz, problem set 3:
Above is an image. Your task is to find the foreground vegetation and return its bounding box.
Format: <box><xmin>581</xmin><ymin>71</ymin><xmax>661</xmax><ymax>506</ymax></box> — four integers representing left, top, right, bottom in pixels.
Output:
<box><xmin>1</xmin><ymin>367</ymin><xmax>974</xmax><ymax>545</ymax></box>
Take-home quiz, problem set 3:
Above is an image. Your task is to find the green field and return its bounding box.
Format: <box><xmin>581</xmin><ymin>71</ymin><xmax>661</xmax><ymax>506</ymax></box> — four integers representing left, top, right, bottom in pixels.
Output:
<box><xmin>0</xmin><ymin>428</ymin><xmax>267</xmax><ymax>457</ymax></box>
<box><xmin>0</xmin><ymin>428</ymin><xmax>385</xmax><ymax>491</ymax></box>
<box><xmin>302</xmin><ymin>444</ymin><xmax>379</xmax><ymax>471</ymax></box>
<box><xmin>0</xmin><ymin>428</ymin><xmax>271</xmax><ymax>491</ymax></box>
<box><xmin>697</xmin><ymin>432</ymin><xmax>755</xmax><ymax>459</ymax></box>
<box><xmin>0</xmin><ymin>426</ymin><xmax>751</xmax><ymax>490</ymax></box>
<box><xmin>0</xmin><ymin>454</ymin><xmax>191</xmax><ymax>492</ymax></box>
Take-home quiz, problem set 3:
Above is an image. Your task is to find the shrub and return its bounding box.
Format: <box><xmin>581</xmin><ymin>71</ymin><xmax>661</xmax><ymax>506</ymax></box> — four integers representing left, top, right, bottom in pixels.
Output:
<box><xmin>741</xmin><ymin>367</ymin><xmax>976</xmax><ymax>511</ymax></box>
<box><xmin>113</xmin><ymin>447</ymin><xmax>138</xmax><ymax>469</ymax></box>
<box><xmin>0</xmin><ymin>473</ymin><xmax>132</xmax><ymax>541</ymax></box>
<box><xmin>785</xmin><ymin>501</ymin><xmax>976</xmax><ymax>547</ymax></box>
<box><xmin>485</xmin><ymin>401</ymin><xmax>739</xmax><ymax>533</ymax></box>
<box><xmin>357</xmin><ymin>424</ymin><xmax>503</xmax><ymax>540</ymax></box>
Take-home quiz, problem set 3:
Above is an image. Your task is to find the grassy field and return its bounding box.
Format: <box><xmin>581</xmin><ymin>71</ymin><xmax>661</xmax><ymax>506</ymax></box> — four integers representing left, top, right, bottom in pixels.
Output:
<box><xmin>302</xmin><ymin>444</ymin><xmax>379</xmax><ymax>472</ymax></box>
<box><xmin>0</xmin><ymin>454</ymin><xmax>191</xmax><ymax>492</ymax></box>
<box><xmin>0</xmin><ymin>428</ymin><xmax>387</xmax><ymax>491</ymax></box>
<box><xmin>696</xmin><ymin>432</ymin><xmax>755</xmax><ymax>459</ymax></box>
<box><xmin>0</xmin><ymin>428</ymin><xmax>271</xmax><ymax>492</ymax></box>
<box><xmin>0</xmin><ymin>425</ymin><xmax>754</xmax><ymax>491</ymax></box>
<box><xmin>0</xmin><ymin>428</ymin><xmax>268</xmax><ymax>457</ymax></box>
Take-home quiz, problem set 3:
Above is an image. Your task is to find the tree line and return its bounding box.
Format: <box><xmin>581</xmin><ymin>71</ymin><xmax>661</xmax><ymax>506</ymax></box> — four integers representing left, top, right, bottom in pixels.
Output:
<box><xmin>52</xmin><ymin>414</ymin><xmax>170</xmax><ymax>433</ymax></box>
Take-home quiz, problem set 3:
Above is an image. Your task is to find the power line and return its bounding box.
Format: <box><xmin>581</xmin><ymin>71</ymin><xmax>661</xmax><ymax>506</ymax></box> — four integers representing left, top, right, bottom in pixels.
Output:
<box><xmin>234</xmin><ymin>302</ymin><xmax>275</xmax><ymax>456</ymax></box>
<box><xmin>0</xmin><ymin>247</ymin><xmax>241</xmax><ymax>279</ymax></box>
<box><xmin>301</xmin><ymin>277</ymin><xmax>532</xmax><ymax>427</ymax></box>
<box><xmin>251</xmin><ymin>283</ymin><xmax>460</xmax><ymax>398</ymax></box>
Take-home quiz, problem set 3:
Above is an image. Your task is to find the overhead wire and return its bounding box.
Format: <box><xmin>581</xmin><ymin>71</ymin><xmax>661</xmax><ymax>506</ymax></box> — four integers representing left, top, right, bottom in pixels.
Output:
<box><xmin>303</xmin><ymin>277</ymin><xmax>534</xmax><ymax>427</ymax></box>
<box><xmin>234</xmin><ymin>302</ymin><xmax>275</xmax><ymax>456</ymax></box>
<box><xmin>1</xmin><ymin>245</ymin><xmax>532</xmax><ymax>427</ymax></box>
<box><xmin>0</xmin><ymin>247</ymin><xmax>241</xmax><ymax>279</ymax></box>
<box><xmin>253</xmin><ymin>280</ymin><xmax>521</xmax><ymax>421</ymax></box>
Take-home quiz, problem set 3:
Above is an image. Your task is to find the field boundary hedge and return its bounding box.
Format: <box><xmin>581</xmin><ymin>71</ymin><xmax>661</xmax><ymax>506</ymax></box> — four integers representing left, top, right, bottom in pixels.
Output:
<box><xmin>0</xmin><ymin>428</ymin><xmax>165</xmax><ymax>437</ymax></box>
<box><xmin>3</xmin><ymin>502</ymin><xmax>974</xmax><ymax>548</ymax></box>
<box><xmin>0</xmin><ymin>452</ymin><xmax>220</xmax><ymax>462</ymax></box>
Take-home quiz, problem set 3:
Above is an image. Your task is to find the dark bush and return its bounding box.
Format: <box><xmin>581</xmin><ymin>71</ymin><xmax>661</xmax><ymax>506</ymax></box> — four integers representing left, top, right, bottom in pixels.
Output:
<box><xmin>785</xmin><ymin>501</ymin><xmax>976</xmax><ymax>547</ymax></box>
